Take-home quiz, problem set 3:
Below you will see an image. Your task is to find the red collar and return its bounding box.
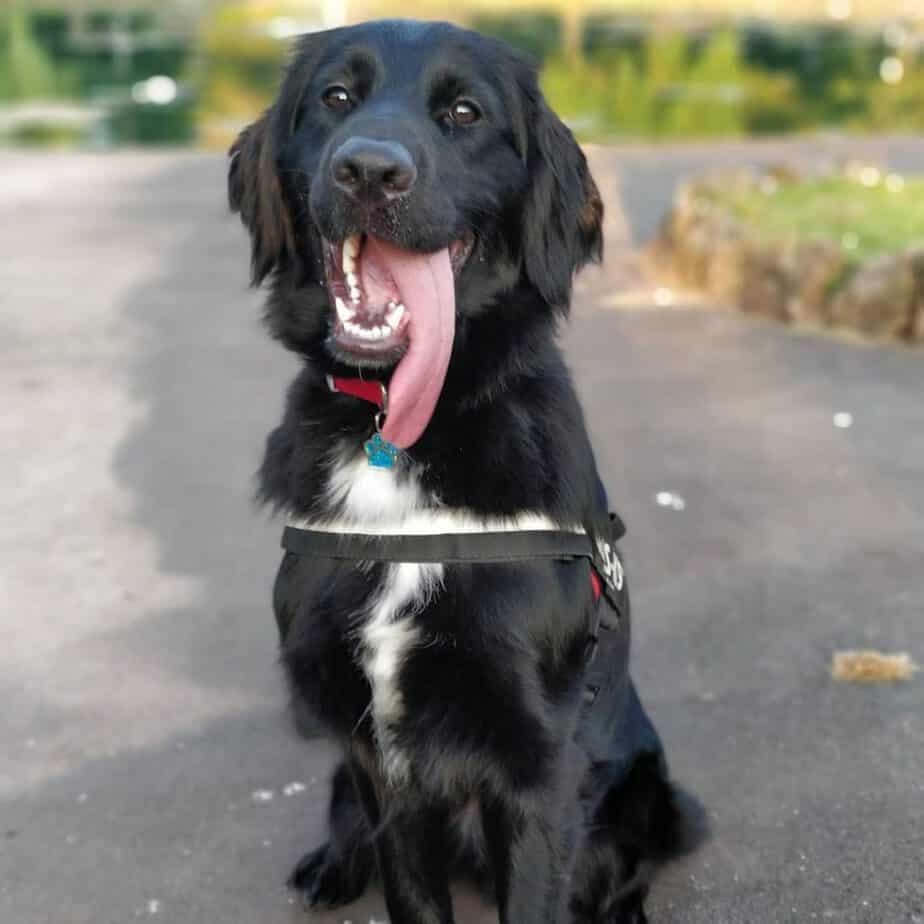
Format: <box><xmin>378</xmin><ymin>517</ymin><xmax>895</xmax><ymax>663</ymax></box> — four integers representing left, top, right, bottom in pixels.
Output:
<box><xmin>327</xmin><ymin>375</ymin><xmax>386</xmax><ymax>409</ymax></box>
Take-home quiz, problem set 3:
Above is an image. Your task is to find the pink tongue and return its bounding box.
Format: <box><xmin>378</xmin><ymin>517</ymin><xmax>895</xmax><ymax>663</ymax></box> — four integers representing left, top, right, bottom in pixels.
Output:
<box><xmin>361</xmin><ymin>237</ymin><xmax>455</xmax><ymax>449</ymax></box>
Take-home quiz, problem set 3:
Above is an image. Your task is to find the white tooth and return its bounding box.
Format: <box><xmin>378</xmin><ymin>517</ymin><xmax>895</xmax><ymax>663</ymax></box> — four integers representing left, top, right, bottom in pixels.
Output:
<box><xmin>374</xmin><ymin>326</ymin><xmax>387</xmax><ymax>338</ymax></box>
<box><xmin>350</xmin><ymin>287</ymin><xmax>362</xmax><ymax>304</ymax></box>
<box><xmin>335</xmin><ymin>296</ymin><xmax>356</xmax><ymax>321</ymax></box>
<box><xmin>345</xmin><ymin>321</ymin><xmax>360</xmax><ymax>335</ymax></box>
<box><xmin>346</xmin><ymin>271</ymin><xmax>359</xmax><ymax>288</ymax></box>
<box><xmin>342</xmin><ymin>235</ymin><xmax>360</xmax><ymax>275</ymax></box>
<box><xmin>386</xmin><ymin>303</ymin><xmax>405</xmax><ymax>328</ymax></box>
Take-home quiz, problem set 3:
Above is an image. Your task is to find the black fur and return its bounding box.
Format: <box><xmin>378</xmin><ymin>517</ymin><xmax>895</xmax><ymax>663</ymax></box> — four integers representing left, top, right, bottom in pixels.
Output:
<box><xmin>230</xmin><ymin>19</ymin><xmax>699</xmax><ymax>924</ymax></box>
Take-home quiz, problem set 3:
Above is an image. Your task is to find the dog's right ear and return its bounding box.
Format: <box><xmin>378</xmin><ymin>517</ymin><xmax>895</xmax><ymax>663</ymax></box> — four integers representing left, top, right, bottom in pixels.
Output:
<box><xmin>228</xmin><ymin>111</ymin><xmax>295</xmax><ymax>285</ymax></box>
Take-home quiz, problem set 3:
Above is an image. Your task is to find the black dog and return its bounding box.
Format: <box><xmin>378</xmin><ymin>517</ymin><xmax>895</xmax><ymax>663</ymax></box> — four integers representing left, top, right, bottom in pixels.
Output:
<box><xmin>229</xmin><ymin>19</ymin><xmax>698</xmax><ymax>924</ymax></box>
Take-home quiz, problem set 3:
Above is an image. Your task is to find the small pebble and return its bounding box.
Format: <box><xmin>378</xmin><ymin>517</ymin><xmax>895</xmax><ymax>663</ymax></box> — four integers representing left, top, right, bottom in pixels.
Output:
<box><xmin>283</xmin><ymin>781</ymin><xmax>307</xmax><ymax>797</ymax></box>
<box><xmin>833</xmin><ymin>412</ymin><xmax>853</xmax><ymax>429</ymax></box>
<box><xmin>759</xmin><ymin>176</ymin><xmax>779</xmax><ymax>195</ymax></box>
<box><xmin>858</xmin><ymin>166</ymin><xmax>881</xmax><ymax>187</ymax></box>
<box><xmin>653</xmin><ymin>287</ymin><xmax>675</xmax><ymax>307</ymax></box>
<box><xmin>251</xmin><ymin>789</ymin><xmax>275</xmax><ymax>803</ymax></box>
<box><xmin>77</xmin><ymin>793</ymin><xmax>88</xmax><ymax>804</ymax></box>
<box><xmin>655</xmin><ymin>491</ymin><xmax>686</xmax><ymax>511</ymax></box>
<box><xmin>147</xmin><ymin>899</ymin><xmax>161</xmax><ymax>915</ymax></box>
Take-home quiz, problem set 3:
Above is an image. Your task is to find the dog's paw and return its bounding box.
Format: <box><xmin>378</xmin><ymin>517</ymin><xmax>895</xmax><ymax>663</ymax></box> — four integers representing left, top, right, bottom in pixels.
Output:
<box><xmin>571</xmin><ymin>890</ymin><xmax>649</xmax><ymax>924</ymax></box>
<box><xmin>287</xmin><ymin>844</ymin><xmax>362</xmax><ymax>909</ymax></box>
<box><xmin>575</xmin><ymin>907</ymin><xmax>648</xmax><ymax>924</ymax></box>
<box><xmin>609</xmin><ymin>901</ymin><xmax>648</xmax><ymax>924</ymax></box>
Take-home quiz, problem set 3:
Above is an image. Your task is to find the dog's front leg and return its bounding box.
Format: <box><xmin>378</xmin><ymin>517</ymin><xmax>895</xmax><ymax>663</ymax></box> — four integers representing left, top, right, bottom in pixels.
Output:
<box><xmin>483</xmin><ymin>781</ymin><xmax>580</xmax><ymax>924</ymax></box>
<box><xmin>376</xmin><ymin>800</ymin><xmax>455</xmax><ymax>924</ymax></box>
<box><xmin>348</xmin><ymin>758</ymin><xmax>455</xmax><ymax>924</ymax></box>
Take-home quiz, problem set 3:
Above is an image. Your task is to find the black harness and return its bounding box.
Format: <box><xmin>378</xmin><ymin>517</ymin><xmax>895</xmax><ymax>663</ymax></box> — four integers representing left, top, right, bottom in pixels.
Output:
<box><xmin>281</xmin><ymin>511</ymin><xmax>630</xmax><ymax>709</ymax></box>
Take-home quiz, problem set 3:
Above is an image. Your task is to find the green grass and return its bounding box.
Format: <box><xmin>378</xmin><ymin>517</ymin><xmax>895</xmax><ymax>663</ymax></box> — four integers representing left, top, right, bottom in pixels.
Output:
<box><xmin>713</xmin><ymin>176</ymin><xmax>924</xmax><ymax>262</ymax></box>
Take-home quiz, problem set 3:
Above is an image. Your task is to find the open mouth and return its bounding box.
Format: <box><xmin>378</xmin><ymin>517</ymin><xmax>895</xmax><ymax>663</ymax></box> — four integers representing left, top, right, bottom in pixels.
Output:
<box><xmin>323</xmin><ymin>232</ymin><xmax>474</xmax><ymax>360</ymax></box>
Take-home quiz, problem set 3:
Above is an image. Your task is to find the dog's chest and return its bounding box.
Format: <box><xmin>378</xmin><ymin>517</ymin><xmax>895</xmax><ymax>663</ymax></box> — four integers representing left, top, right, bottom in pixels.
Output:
<box><xmin>326</xmin><ymin>452</ymin><xmax>442</xmax><ymax>779</ymax></box>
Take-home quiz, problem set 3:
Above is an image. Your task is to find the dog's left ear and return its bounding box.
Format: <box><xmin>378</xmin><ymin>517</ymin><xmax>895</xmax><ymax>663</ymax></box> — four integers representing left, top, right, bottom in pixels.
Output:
<box><xmin>228</xmin><ymin>110</ymin><xmax>296</xmax><ymax>285</ymax></box>
<box><xmin>521</xmin><ymin>101</ymin><xmax>603</xmax><ymax>310</ymax></box>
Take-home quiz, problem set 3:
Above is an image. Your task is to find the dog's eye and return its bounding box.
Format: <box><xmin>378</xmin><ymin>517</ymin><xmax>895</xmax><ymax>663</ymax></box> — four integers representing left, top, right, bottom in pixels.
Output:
<box><xmin>448</xmin><ymin>99</ymin><xmax>481</xmax><ymax>126</ymax></box>
<box><xmin>322</xmin><ymin>85</ymin><xmax>353</xmax><ymax>113</ymax></box>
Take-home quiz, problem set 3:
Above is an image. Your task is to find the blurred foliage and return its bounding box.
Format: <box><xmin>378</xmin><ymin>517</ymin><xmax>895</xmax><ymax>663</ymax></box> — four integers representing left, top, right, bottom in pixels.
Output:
<box><xmin>197</xmin><ymin>1</ymin><xmax>295</xmax><ymax>147</ymax></box>
<box><xmin>6</xmin><ymin>120</ymin><xmax>86</xmax><ymax>147</ymax></box>
<box><xmin>861</xmin><ymin>55</ymin><xmax>924</xmax><ymax>131</ymax></box>
<box><xmin>543</xmin><ymin>29</ymin><xmax>801</xmax><ymax>138</ymax></box>
<box><xmin>10</xmin><ymin>8</ymin><xmax>191</xmax><ymax>97</ymax></box>
<box><xmin>708</xmin><ymin>173</ymin><xmax>924</xmax><ymax>261</ymax></box>
<box><xmin>0</xmin><ymin>7</ymin><xmax>63</xmax><ymax>101</ymax></box>
<box><xmin>0</xmin><ymin>5</ymin><xmax>196</xmax><ymax>144</ymax></box>
<box><xmin>107</xmin><ymin>96</ymin><xmax>197</xmax><ymax>146</ymax></box>
<box><xmin>542</xmin><ymin>24</ymin><xmax>924</xmax><ymax>140</ymax></box>
<box><xmin>470</xmin><ymin>13</ymin><xmax>563</xmax><ymax>62</ymax></box>
<box><xmin>5</xmin><ymin>4</ymin><xmax>924</xmax><ymax>146</ymax></box>
<box><xmin>189</xmin><ymin>5</ymin><xmax>924</xmax><ymax>146</ymax></box>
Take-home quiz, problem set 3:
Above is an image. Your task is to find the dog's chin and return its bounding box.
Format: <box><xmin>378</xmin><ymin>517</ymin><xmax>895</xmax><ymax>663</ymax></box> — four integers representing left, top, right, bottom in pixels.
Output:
<box><xmin>326</xmin><ymin>334</ymin><xmax>408</xmax><ymax>371</ymax></box>
<box><xmin>320</xmin><ymin>230</ymin><xmax>474</xmax><ymax>369</ymax></box>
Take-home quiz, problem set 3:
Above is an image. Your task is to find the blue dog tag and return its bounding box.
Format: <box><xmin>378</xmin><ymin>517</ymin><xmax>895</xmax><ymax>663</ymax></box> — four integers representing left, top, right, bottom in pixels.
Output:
<box><xmin>364</xmin><ymin>433</ymin><xmax>400</xmax><ymax>469</ymax></box>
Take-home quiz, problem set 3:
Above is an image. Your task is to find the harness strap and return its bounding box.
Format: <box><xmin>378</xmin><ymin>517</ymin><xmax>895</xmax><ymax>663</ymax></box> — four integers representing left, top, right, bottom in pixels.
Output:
<box><xmin>282</xmin><ymin>525</ymin><xmax>593</xmax><ymax>565</ymax></box>
<box><xmin>282</xmin><ymin>516</ymin><xmax>627</xmax><ymax>620</ymax></box>
<box><xmin>281</xmin><ymin>516</ymin><xmax>630</xmax><ymax>709</ymax></box>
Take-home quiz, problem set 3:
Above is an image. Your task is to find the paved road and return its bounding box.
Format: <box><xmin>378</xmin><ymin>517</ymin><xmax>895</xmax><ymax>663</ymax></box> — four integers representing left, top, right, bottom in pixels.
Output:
<box><xmin>1</xmin><ymin>141</ymin><xmax>922</xmax><ymax>924</ymax></box>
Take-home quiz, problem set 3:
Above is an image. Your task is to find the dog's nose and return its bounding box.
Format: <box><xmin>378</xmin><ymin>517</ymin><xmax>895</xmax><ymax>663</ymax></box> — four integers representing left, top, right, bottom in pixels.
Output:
<box><xmin>330</xmin><ymin>138</ymin><xmax>417</xmax><ymax>202</ymax></box>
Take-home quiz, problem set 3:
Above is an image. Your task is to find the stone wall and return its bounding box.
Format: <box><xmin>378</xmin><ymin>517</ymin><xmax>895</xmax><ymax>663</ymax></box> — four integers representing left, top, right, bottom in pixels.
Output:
<box><xmin>649</xmin><ymin>171</ymin><xmax>924</xmax><ymax>343</ymax></box>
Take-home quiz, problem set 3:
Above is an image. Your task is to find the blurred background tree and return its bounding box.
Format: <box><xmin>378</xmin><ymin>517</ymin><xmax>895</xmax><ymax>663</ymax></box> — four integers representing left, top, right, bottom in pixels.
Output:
<box><xmin>197</xmin><ymin>1</ymin><xmax>300</xmax><ymax>147</ymax></box>
<box><xmin>0</xmin><ymin>6</ymin><xmax>62</xmax><ymax>102</ymax></box>
<box><xmin>3</xmin><ymin>0</ymin><xmax>924</xmax><ymax>146</ymax></box>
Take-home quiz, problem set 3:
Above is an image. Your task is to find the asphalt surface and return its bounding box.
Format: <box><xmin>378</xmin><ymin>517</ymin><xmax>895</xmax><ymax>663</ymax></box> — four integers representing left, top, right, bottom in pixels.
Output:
<box><xmin>1</xmin><ymin>140</ymin><xmax>923</xmax><ymax>924</ymax></box>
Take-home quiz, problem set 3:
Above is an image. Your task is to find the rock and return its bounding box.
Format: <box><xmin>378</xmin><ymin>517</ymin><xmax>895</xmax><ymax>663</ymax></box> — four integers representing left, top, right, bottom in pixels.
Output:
<box><xmin>652</xmin><ymin>185</ymin><xmax>745</xmax><ymax>289</ymax></box>
<box><xmin>829</xmin><ymin>253</ymin><xmax>916</xmax><ymax>339</ymax></box>
<box><xmin>903</xmin><ymin>246</ymin><xmax>924</xmax><ymax>342</ymax></box>
<box><xmin>782</xmin><ymin>240</ymin><xmax>847</xmax><ymax>326</ymax></box>
<box><xmin>766</xmin><ymin>163</ymin><xmax>802</xmax><ymax>185</ymax></box>
<box><xmin>707</xmin><ymin>237</ymin><xmax>789</xmax><ymax>319</ymax></box>
<box><xmin>674</xmin><ymin>216</ymin><xmax>721</xmax><ymax>287</ymax></box>
<box><xmin>913</xmin><ymin>305</ymin><xmax>924</xmax><ymax>342</ymax></box>
<box><xmin>651</xmin><ymin>171</ymin><xmax>924</xmax><ymax>341</ymax></box>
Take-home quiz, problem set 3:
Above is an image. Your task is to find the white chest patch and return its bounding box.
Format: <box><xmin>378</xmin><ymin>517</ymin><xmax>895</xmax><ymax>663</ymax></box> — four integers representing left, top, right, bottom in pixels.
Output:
<box><xmin>326</xmin><ymin>451</ymin><xmax>426</xmax><ymax>524</ymax></box>
<box><xmin>362</xmin><ymin>559</ymin><xmax>441</xmax><ymax>780</ymax></box>
<box><xmin>325</xmin><ymin>449</ymin><xmax>442</xmax><ymax>781</ymax></box>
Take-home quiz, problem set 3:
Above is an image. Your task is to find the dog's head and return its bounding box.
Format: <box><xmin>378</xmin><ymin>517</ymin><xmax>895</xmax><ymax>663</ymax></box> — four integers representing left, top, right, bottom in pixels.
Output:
<box><xmin>229</xmin><ymin>20</ymin><xmax>602</xmax><ymax>444</ymax></box>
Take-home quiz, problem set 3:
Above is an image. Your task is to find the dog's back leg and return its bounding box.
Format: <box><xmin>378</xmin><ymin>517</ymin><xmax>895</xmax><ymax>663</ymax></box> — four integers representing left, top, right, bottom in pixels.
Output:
<box><xmin>570</xmin><ymin>752</ymin><xmax>697</xmax><ymax>924</ymax></box>
<box><xmin>288</xmin><ymin>760</ymin><xmax>375</xmax><ymax>908</ymax></box>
